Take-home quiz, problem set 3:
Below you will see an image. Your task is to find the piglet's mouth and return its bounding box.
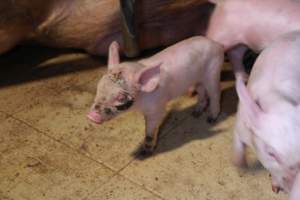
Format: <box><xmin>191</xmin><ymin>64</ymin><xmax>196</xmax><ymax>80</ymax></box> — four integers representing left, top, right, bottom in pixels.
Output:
<box><xmin>87</xmin><ymin>111</ymin><xmax>103</xmax><ymax>124</ymax></box>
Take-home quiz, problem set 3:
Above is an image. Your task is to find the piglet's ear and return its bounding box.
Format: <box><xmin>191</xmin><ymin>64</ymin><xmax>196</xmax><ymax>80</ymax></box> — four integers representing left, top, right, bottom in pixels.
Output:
<box><xmin>236</xmin><ymin>78</ymin><xmax>263</xmax><ymax>130</ymax></box>
<box><xmin>108</xmin><ymin>41</ymin><xmax>120</xmax><ymax>69</ymax></box>
<box><xmin>135</xmin><ymin>63</ymin><xmax>162</xmax><ymax>93</ymax></box>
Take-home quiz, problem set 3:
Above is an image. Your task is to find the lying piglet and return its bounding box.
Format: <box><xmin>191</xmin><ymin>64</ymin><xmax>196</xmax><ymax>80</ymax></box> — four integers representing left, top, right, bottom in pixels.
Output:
<box><xmin>88</xmin><ymin>36</ymin><xmax>224</xmax><ymax>154</ymax></box>
<box><xmin>234</xmin><ymin>31</ymin><xmax>300</xmax><ymax>199</ymax></box>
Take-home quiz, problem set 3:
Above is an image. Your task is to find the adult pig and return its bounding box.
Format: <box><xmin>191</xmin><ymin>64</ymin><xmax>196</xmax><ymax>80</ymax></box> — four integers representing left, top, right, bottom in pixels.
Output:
<box><xmin>0</xmin><ymin>0</ymin><xmax>212</xmax><ymax>56</ymax></box>
<box><xmin>233</xmin><ymin>31</ymin><xmax>300</xmax><ymax>199</ymax></box>
<box><xmin>88</xmin><ymin>36</ymin><xmax>224</xmax><ymax>154</ymax></box>
<box><xmin>206</xmin><ymin>0</ymin><xmax>300</xmax><ymax>79</ymax></box>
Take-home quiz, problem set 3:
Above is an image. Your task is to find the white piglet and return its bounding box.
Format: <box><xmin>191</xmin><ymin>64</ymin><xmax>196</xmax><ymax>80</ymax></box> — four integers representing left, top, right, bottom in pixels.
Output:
<box><xmin>88</xmin><ymin>36</ymin><xmax>224</xmax><ymax>154</ymax></box>
<box><xmin>234</xmin><ymin>31</ymin><xmax>300</xmax><ymax>199</ymax></box>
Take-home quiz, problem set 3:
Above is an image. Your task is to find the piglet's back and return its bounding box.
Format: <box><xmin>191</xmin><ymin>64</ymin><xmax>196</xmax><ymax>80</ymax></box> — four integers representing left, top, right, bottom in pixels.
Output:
<box><xmin>248</xmin><ymin>31</ymin><xmax>300</xmax><ymax>110</ymax></box>
<box><xmin>142</xmin><ymin>36</ymin><xmax>223</xmax><ymax>69</ymax></box>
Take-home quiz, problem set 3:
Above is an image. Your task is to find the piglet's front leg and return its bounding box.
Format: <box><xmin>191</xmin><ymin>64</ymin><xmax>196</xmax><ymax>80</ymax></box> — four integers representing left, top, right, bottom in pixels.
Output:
<box><xmin>141</xmin><ymin>108</ymin><xmax>165</xmax><ymax>155</ymax></box>
<box><xmin>232</xmin><ymin>129</ymin><xmax>247</xmax><ymax>168</ymax></box>
<box><xmin>271</xmin><ymin>177</ymin><xmax>281</xmax><ymax>194</ymax></box>
<box><xmin>290</xmin><ymin>173</ymin><xmax>300</xmax><ymax>200</ymax></box>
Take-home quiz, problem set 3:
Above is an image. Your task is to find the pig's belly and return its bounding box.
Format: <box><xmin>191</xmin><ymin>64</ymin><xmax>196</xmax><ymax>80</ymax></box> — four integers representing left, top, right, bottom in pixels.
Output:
<box><xmin>169</xmin><ymin>71</ymin><xmax>202</xmax><ymax>97</ymax></box>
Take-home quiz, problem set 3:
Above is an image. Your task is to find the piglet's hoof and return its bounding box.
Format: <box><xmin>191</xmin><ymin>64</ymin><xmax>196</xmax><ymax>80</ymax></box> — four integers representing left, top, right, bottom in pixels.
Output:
<box><xmin>140</xmin><ymin>143</ymin><xmax>155</xmax><ymax>156</ymax></box>
<box><xmin>140</xmin><ymin>148</ymin><xmax>154</xmax><ymax>157</ymax></box>
<box><xmin>232</xmin><ymin>156</ymin><xmax>247</xmax><ymax>168</ymax></box>
<box><xmin>206</xmin><ymin>116</ymin><xmax>218</xmax><ymax>124</ymax></box>
<box><xmin>272</xmin><ymin>185</ymin><xmax>281</xmax><ymax>194</ymax></box>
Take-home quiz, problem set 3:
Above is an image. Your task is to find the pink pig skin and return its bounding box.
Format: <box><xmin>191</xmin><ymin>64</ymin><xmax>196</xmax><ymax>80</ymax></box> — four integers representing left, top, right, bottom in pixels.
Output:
<box><xmin>87</xmin><ymin>111</ymin><xmax>102</xmax><ymax>124</ymax></box>
<box><xmin>0</xmin><ymin>0</ymin><xmax>211</xmax><ymax>56</ymax></box>
<box><xmin>234</xmin><ymin>31</ymin><xmax>300</xmax><ymax>199</ymax></box>
<box><xmin>207</xmin><ymin>0</ymin><xmax>300</xmax><ymax>79</ymax></box>
<box><xmin>89</xmin><ymin>37</ymin><xmax>224</xmax><ymax>154</ymax></box>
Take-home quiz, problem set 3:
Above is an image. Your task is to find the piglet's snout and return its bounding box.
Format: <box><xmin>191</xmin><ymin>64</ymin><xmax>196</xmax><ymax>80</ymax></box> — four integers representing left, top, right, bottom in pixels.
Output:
<box><xmin>87</xmin><ymin>111</ymin><xmax>103</xmax><ymax>124</ymax></box>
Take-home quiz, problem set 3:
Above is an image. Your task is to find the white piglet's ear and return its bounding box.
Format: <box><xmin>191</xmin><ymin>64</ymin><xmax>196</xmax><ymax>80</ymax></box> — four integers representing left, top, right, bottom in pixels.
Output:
<box><xmin>135</xmin><ymin>63</ymin><xmax>162</xmax><ymax>93</ymax></box>
<box><xmin>108</xmin><ymin>41</ymin><xmax>120</xmax><ymax>69</ymax></box>
<box><xmin>236</xmin><ymin>78</ymin><xmax>263</xmax><ymax>129</ymax></box>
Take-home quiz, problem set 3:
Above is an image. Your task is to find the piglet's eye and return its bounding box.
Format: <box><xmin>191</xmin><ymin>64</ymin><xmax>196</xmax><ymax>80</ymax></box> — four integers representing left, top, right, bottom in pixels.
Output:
<box><xmin>115</xmin><ymin>99</ymin><xmax>134</xmax><ymax>111</ymax></box>
<box><xmin>116</xmin><ymin>94</ymin><xmax>126</xmax><ymax>102</ymax></box>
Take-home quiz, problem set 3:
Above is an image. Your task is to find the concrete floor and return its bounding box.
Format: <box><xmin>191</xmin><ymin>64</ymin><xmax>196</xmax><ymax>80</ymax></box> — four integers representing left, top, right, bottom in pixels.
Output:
<box><xmin>0</xmin><ymin>46</ymin><xmax>287</xmax><ymax>200</ymax></box>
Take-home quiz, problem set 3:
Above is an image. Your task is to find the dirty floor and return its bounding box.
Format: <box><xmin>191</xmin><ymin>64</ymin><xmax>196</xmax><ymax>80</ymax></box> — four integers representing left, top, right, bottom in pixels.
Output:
<box><xmin>0</xmin><ymin>46</ymin><xmax>286</xmax><ymax>200</ymax></box>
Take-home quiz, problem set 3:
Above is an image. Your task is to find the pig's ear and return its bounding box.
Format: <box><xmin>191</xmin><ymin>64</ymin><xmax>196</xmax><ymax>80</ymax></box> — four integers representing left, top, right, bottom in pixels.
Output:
<box><xmin>108</xmin><ymin>41</ymin><xmax>120</xmax><ymax>69</ymax></box>
<box><xmin>290</xmin><ymin>172</ymin><xmax>300</xmax><ymax>200</ymax></box>
<box><xmin>135</xmin><ymin>63</ymin><xmax>162</xmax><ymax>93</ymax></box>
<box><xmin>236</xmin><ymin>78</ymin><xmax>263</xmax><ymax>129</ymax></box>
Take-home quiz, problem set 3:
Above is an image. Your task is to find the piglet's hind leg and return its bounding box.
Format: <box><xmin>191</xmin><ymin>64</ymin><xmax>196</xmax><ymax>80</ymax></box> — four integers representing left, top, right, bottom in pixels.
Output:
<box><xmin>204</xmin><ymin>54</ymin><xmax>223</xmax><ymax>123</ymax></box>
<box><xmin>192</xmin><ymin>83</ymin><xmax>208</xmax><ymax>118</ymax></box>
<box><xmin>289</xmin><ymin>173</ymin><xmax>300</xmax><ymax>200</ymax></box>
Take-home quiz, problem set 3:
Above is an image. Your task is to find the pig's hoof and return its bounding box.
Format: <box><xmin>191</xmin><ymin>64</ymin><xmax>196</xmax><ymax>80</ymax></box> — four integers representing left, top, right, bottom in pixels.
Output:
<box><xmin>140</xmin><ymin>144</ymin><xmax>154</xmax><ymax>156</ymax></box>
<box><xmin>140</xmin><ymin>148</ymin><xmax>153</xmax><ymax>157</ymax></box>
<box><xmin>192</xmin><ymin>110</ymin><xmax>202</xmax><ymax>118</ymax></box>
<box><xmin>233</xmin><ymin>158</ymin><xmax>247</xmax><ymax>168</ymax></box>
<box><xmin>272</xmin><ymin>185</ymin><xmax>281</xmax><ymax>194</ymax></box>
<box><xmin>207</xmin><ymin>116</ymin><xmax>218</xmax><ymax>124</ymax></box>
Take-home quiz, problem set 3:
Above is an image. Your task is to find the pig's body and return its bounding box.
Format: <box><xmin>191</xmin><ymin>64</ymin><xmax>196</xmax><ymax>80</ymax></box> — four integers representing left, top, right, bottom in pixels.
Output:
<box><xmin>207</xmin><ymin>0</ymin><xmax>300</xmax><ymax>78</ymax></box>
<box><xmin>0</xmin><ymin>0</ymin><xmax>212</xmax><ymax>55</ymax></box>
<box><xmin>88</xmin><ymin>36</ymin><xmax>224</xmax><ymax>153</ymax></box>
<box><xmin>234</xmin><ymin>31</ymin><xmax>300</xmax><ymax>199</ymax></box>
<box><xmin>135</xmin><ymin>37</ymin><xmax>222</xmax><ymax>112</ymax></box>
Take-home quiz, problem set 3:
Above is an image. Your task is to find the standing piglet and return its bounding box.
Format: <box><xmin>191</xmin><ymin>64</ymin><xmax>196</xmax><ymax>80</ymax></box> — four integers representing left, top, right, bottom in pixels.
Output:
<box><xmin>207</xmin><ymin>0</ymin><xmax>300</xmax><ymax>79</ymax></box>
<box><xmin>234</xmin><ymin>31</ymin><xmax>300</xmax><ymax>199</ymax></box>
<box><xmin>88</xmin><ymin>36</ymin><xmax>224</xmax><ymax>154</ymax></box>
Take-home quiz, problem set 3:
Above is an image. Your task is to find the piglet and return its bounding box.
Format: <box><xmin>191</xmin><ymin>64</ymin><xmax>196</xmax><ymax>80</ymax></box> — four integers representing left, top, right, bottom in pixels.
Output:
<box><xmin>207</xmin><ymin>0</ymin><xmax>300</xmax><ymax>79</ymax></box>
<box><xmin>233</xmin><ymin>31</ymin><xmax>300</xmax><ymax>199</ymax></box>
<box><xmin>88</xmin><ymin>36</ymin><xmax>224</xmax><ymax>154</ymax></box>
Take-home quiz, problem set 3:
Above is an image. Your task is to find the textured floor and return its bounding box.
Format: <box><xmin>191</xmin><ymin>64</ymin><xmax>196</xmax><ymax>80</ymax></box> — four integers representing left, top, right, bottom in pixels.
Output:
<box><xmin>0</xmin><ymin>46</ymin><xmax>286</xmax><ymax>200</ymax></box>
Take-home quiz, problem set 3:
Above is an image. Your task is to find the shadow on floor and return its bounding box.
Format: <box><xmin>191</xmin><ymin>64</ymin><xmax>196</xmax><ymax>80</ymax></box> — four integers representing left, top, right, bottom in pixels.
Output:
<box><xmin>0</xmin><ymin>44</ymin><xmax>254</xmax><ymax>88</ymax></box>
<box><xmin>0</xmin><ymin>44</ymin><xmax>165</xmax><ymax>88</ymax></box>
<box><xmin>0</xmin><ymin>45</ymin><xmax>106</xmax><ymax>87</ymax></box>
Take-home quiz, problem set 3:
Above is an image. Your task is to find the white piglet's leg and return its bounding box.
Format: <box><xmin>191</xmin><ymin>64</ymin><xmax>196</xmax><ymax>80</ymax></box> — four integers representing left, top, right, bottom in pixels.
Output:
<box><xmin>232</xmin><ymin>127</ymin><xmax>247</xmax><ymax>167</ymax></box>
<box><xmin>289</xmin><ymin>173</ymin><xmax>300</xmax><ymax>200</ymax></box>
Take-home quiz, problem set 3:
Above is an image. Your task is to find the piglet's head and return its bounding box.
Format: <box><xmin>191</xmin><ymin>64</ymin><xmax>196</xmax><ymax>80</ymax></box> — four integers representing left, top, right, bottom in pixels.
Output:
<box><xmin>88</xmin><ymin>41</ymin><xmax>162</xmax><ymax>124</ymax></box>
<box><xmin>236</xmin><ymin>78</ymin><xmax>300</xmax><ymax>194</ymax></box>
<box><xmin>88</xmin><ymin>41</ymin><xmax>135</xmax><ymax>123</ymax></box>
